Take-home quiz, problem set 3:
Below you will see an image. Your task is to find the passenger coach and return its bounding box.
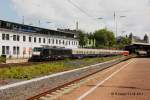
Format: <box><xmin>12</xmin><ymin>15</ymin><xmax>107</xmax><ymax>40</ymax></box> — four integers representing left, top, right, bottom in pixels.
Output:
<box><xmin>30</xmin><ymin>47</ymin><xmax>129</xmax><ymax>61</ymax></box>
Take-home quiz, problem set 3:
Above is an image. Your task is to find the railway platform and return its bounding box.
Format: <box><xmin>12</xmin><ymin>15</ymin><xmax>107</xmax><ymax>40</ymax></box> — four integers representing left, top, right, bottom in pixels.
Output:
<box><xmin>54</xmin><ymin>58</ymin><xmax>150</xmax><ymax>100</ymax></box>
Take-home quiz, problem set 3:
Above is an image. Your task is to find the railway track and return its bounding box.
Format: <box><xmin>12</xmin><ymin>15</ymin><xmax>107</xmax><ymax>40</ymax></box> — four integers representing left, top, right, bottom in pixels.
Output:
<box><xmin>28</xmin><ymin>57</ymin><xmax>133</xmax><ymax>100</ymax></box>
<box><xmin>0</xmin><ymin>56</ymin><xmax>132</xmax><ymax>100</ymax></box>
<box><xmin>27</xmin><ymin>65</ymin><xmax>111</xmax><ymax>100</ymax></box>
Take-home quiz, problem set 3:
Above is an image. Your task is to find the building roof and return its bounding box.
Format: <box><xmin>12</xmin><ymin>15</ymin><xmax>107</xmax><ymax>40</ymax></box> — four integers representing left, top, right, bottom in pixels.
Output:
<box><xmin>132</xmin><ymin>35</ymin><xmax>148</xmax><ymax>43</ymax></box>
<box><xmin>0</xmin><ymin>19</ymin><xmax>75</xmax><ymax>38</ymax></box>
<box><xmin>132</xmin><ymin>42</ymin><xmax>150</xmax><ymax>46</ymax></box>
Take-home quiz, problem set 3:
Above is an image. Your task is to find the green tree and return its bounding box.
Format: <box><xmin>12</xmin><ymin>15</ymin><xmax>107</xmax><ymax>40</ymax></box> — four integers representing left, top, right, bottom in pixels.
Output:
<box><xmin>86</xmin><ymin>33</ymin><xmax>95</xmax><ymax>48</ymax></box>
<box><xmin>93</xmin><ymin>28</ymin><xmax>115</xmax><ymax>48</ymax></box>
<box><xmin>77</xmin><ymin>30</ymin><xmax>88</xmax><ymax>48</ymax></box>
<box><xmin>116</xmin><ymin>37</ymin><xmax>131</xmax><ymax>49</ymax></box>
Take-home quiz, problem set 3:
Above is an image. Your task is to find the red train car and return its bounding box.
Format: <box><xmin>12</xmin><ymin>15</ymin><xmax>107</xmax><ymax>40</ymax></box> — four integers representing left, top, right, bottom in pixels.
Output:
<box><xmin>122</xmin><ymin>51</ymin><xmax>129</xmax><ymax>56</ymax></box>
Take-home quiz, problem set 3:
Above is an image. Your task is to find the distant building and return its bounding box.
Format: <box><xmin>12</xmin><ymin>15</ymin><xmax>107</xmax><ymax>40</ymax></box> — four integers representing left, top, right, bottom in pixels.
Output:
<box><xmin>144</xmin><ymin>34</ymin><xmax>149</xmax><ymax>43</ymax></box>
<box><xmin>0</xmin><ymin>20</ymin><xmax>79</xmax><ymax>58</ymax></box>
<box><xmin>129</xmin><ymin>33</ymin><xmax>149</xmax><ymax>44</ymax></box>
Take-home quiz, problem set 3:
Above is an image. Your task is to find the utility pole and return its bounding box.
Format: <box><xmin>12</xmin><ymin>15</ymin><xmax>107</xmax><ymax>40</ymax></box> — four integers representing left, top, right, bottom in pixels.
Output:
<box><xmin>97</xmin><ymin>17</ymin><xmax>104</xmax><ymax>29</ymax></box>
<box><xmin>38</xmin><ymin>20</ymin><xmax>41</xmax><ymax>27</ymax></box>
<box><xmin>76</xmin><ymin>21</ymin><xmax>79</xmax><ymax>31</ymax></box>
<box><xmin>114</xmin><ymin>11</ymin><xmax>117</xmax><ymax>37</ymax></box>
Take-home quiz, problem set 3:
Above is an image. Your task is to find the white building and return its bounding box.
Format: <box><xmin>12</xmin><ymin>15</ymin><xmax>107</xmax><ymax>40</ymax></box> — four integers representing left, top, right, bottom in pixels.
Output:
<box><xmin>0</xmin><ymin>20</ymin><xmax>79</xmax><ymax>58</ymax></box>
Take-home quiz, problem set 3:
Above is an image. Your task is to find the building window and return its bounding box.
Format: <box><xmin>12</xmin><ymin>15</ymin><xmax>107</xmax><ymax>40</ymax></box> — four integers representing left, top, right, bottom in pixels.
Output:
<box><xmin>6</xmin><ymin>34</ymin><xmax>9</xmax><ymax>40</ymax></box>
<box><xmin>59</xmin><ymin>40</ymin><xmax>61</xmax><ymax>44</ymax></box>
<box><xmin>6</xmin><ymin>23</ymin><xmax>11</xmax><ymax>28</ymax></box>
<box><xmin>63</xmin><ymin>40</ymin><xmax>65</xmax><ymax>45</ymax></box>
<box><xmin>2</xmin><ymin>34</ymin><xmax>9</xmax><ymax>40</ymax></box>
<box><xmin>2</xmin><ymin>46</ymin><xmax>5</xmax><ymax>55</ymax></box>
<box><xmin>17</xmin><ymin>35</ymin><xmax>20</xmax><ymax>41</ymax></box>
<box><xmin>68</xmin><ymin>41</ymin><xmax>70</xmax><ymax>45</ymax></box>
<box><xmin>13</xmin><ymin>35</ymin><xmax>16</xmax><ymax>41</ymax></box>
<box><xmin>49</xmin><ymin>39</ymin><xmax>51</xmax><ymax>44</ymax></box>
<box><xmin>39</xmin><ymin>38</ymin><xmax>41</xmax><ymax>43</ymax></box>
<box><xmin>2</xmin><ymin>34</ymin><xmax>5</xmax><ymax>40</ymax></box>
<box><xmin>43</xmin><ymin>38</ymin><xmax>45</xmax><ymax>43</ymax></box>
<box><xmin>17</xmin><ymin>47</ymin><xmax>20</xmax><ymax>55</ymax></box>
<box><xmin>56</xmin><ymin>39</ymin><xmax>58</xmax><ymax>44</ymax></box>
<box><xmin>23</xmin><ymin>36</ymin><xmax>26</xmax><ymax>42</ymax></box>
<box><xmin>2</xmin><ymin>46</ymin><xmax>9</xmax><ymax>55</ymax></box>
<box><xmin>29</xmin><ymin>37</ymin><xmax>32</xmax><ymax>42</ymax></box>
<box><xmin>52</xmin><ymin>39</ymin><xmax>54</xmax><ymax>44</ymax></box>
<box><xmin>76</xmin><ymin>42</ymin><xmax>77</xmax><ymax>45</ymax></box>
<box><xmin>34</xmin><ymin>37</ymin><xmax>36</xmax><ymax>43</ymax></box>
<box><xmin>13</xmin><ymin>46</ymin><xmax>16</xmax><ymax>55</ymax></box>
<box><xmin>6</xmin><ymin>46</ymin><xmax>9</xmax><ymax>55</ymax></box>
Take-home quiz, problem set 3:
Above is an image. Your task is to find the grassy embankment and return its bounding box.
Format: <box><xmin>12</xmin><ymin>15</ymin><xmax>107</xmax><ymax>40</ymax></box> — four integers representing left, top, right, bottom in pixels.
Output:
<box><xmin>0</xmin><ymin>56</ymin><xmax>122</xmax><ymax>80</ymax></box>
<box><xmin>0</xmin><ymin>56</ymin><xmax>6</xmax><ymax>63</ymax></box>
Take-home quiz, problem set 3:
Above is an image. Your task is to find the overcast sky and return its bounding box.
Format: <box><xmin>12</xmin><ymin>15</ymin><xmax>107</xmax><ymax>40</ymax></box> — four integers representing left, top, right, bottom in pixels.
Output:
<box><xmin>1</xmin><ymin>0</ymin><xmax>150</xmax><ymax>38</ymax></box>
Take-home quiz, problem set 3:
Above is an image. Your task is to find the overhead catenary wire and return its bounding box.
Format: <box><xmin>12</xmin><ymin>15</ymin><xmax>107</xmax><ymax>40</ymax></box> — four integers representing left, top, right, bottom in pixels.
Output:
<box><xmin>67</xmin><ymin>0</ymin><xmax>94</xmax><ymax>19</ymax></box>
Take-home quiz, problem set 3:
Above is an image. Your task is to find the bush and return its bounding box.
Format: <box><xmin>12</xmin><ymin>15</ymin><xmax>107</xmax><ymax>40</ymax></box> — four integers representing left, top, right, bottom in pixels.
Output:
<box><xmin>0</xmin><ymin>56</ymin><xmax>122</xmax><ymax>79</ymax></box>
<box><xmin>0</xmin><ymin>56</ymin><xmax>6</xmax><ymax>63</ymax></box>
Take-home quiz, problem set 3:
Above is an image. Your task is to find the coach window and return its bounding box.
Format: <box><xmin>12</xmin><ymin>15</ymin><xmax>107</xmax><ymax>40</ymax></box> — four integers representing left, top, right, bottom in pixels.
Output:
<box><xmin>34</xmin><ymin>37</ymin><xmax>36</xmax><ymax>43</ymax></box>
<box><xmin>43</xmin><ymin>38</ymin><xmax>45</xmax><ymax>43</ymax></box>
<box><xmin>39</xmin><ymin>38</ymin><xmax>41</xmax><ymax>43</ymax></box>
<box><xmin>23</xmin><ymin>36</ymin><xmax>26</xmax><ymax>42</ymax></box>
<box><xmin>13</xmin><ymin>35</ymin><xmax>17</xmax><ymax>41</ymax></box>
<box><xmin>29</xmin><ymin>37</ymin><xmax>32</xmax><ymax>42</ymax></box>
<box><xmin>2</xmin><ymin>34</ymin><xmax>5</xmax><ymax>40</ymax></box>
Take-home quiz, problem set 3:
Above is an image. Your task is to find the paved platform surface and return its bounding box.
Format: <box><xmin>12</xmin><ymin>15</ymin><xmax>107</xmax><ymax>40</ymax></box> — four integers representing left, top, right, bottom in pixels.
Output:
<box><xmin>57</xmin><ymin>58</ymin><xmax>150</xmax><ymax>100</ymax></box>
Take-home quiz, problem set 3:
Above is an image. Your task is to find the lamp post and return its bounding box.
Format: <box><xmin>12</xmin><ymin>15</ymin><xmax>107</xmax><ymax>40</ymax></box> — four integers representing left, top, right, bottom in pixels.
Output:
<box><xmin>97</xmin><ymin>17</ymin><xmax>105</xmax><ymax>29</ymax></box>
<box><xmin>119</xmin><ymin>16</ymin><xmax>126</xmax><ymax>36</ymax></box>
<box><xmin>114</xmin><ymin>11</ymin><xmax>126</xmax><ymax>37</ymax></box>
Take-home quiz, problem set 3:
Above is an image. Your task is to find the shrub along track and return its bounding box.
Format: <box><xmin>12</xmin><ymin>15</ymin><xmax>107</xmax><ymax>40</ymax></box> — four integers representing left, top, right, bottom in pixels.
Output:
<box><xmin>0</xmin><ymin>56</ymin><xmax>124</xmax><ymax>85</ymax></box>
<box><xmin>0</xmin><ymin>56</ymin><xmax>121</xmax><ymax>69</ymax></box>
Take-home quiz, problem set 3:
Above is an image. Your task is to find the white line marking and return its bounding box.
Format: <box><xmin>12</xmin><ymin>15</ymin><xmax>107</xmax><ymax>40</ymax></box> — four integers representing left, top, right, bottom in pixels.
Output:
<box><xmin>77</xmin><ymin>59</ymin><xmax>135</xmax><ymax>100</ymax></box>
<box><xmin>0</xmin><ymin>58</ymin><xmax>120</xmax><ymax>90</ymax></box>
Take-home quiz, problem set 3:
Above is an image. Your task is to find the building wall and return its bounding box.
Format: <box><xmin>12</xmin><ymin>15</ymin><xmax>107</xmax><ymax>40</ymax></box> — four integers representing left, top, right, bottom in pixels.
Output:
<box><xmin>0</xmin><ymin>30</ymin><xmax>79</xmax><ymax>58</ymax></box>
